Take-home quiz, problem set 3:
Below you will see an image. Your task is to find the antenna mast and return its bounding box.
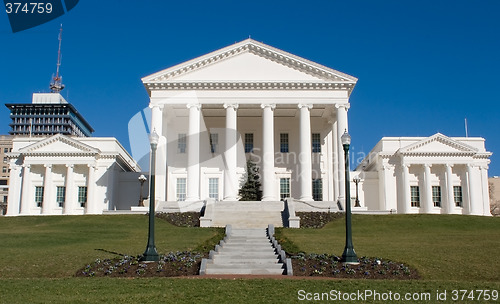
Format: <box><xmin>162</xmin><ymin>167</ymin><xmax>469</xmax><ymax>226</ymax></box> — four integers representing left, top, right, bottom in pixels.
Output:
<box><xmin>50</xmin><ymin>24</ymin><xmax>65</xmax><ymax>93</ymax></box>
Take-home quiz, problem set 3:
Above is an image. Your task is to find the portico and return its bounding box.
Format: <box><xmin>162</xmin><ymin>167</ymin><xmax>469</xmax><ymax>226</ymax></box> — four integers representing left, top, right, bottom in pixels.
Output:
<box><xmin>142</xmin><ymin>39</ymin><xmax>357</xmax><ymax>205</ymax></box>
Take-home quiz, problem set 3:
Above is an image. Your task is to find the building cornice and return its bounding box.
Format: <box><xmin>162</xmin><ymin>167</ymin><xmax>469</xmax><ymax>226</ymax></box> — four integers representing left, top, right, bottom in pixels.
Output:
<box><xmin>144</xmin><ymin>81</ymin><xmax>355</xmax><ymax>91</ymax></box>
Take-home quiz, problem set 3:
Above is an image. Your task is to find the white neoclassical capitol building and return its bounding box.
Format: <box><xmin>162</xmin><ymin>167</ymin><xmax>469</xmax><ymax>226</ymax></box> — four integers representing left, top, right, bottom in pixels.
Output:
<box><xmin>6</xmin><ymin>39</ymin><xmax>492</xmax><ymax>216</ymax></box>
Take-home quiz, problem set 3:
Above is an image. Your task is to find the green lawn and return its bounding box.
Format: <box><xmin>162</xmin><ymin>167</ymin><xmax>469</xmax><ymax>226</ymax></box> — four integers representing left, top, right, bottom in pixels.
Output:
<box><xmin>279</xmin><ymin>214</ymin><xmax>500</xmax><ymax>282</ymax></box>
<box><xmin>0</xmin><ymin>214</ymin><xmax>499</xmax><ymax>304</ymax></box>
<box><xmin>0</xmin><ymin>215</ymin><xmax>219</xmax><ymax>278</ymax></box>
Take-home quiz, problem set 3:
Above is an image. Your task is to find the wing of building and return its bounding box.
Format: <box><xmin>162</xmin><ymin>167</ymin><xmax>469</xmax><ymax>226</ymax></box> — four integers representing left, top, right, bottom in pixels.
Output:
<box><xmin>6</xmin><ymin>134</ymin><xmax>141</xmax><ymax>216</ymax></box>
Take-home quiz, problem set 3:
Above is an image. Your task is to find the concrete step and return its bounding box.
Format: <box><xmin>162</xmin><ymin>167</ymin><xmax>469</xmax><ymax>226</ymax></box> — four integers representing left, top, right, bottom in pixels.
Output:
<box><xmin>205</xmin><ymin>268</ymin><xmax>284</xmax><ymax>275</ymax></box>
<box><xmin>211</xmin><ymin>258</ymin><xmax>280</xmax><ymax>264</ymax></box>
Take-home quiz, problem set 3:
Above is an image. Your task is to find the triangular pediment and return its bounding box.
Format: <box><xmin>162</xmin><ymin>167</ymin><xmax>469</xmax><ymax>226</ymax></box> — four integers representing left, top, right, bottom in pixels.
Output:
<box><xmin>142</xmin><ymin>39</ymin><xmax>357</xmax><ymax>91</ymax></box>
<box><xmin>398</xmin><ymin>133</ymin><xmax>477</xmax><ymax>155</ymax></box>
<box><xmin>19</xmin><ymin>134</ymin><xmax>100</xmax><ymax>155</ymax></box>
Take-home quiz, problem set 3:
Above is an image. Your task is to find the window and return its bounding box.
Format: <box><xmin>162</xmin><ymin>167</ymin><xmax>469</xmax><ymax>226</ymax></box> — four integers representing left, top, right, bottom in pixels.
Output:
<box><xmin>244</xmin><ymin>133</ymin><xmax>254</xmax><ymax>153</ymax></box>
<box><xmin>178</xmin><ymin>134</ymin><xmax>187</xmax><ymax>153</ymax></box>
<box><xmin>280</xmin><ymin>133</ymin><xmax>289</xmax><ymax>153</ymax></box>
<box><xmin>35</xmin><ymin>186</ymin><xmax>44</xmax><ymax>207</ymax></box>
<box><xmin>454</xmin><ymin>186</ymin><xmax>463</xmax><ymax>207</ymax></box>
<box><xmin>432</xmin><ymin>186</ymin><xmax>441</xmax><ymax>207</ymax></box>
<box><xmin>2</xmin><ymin>167</ymin><xmax>6</xmax><ymax>173</ymax></box>
<box><xmin>312</xmin><ymin>179</ymin><xmax>323</xmax><ymax>201</ymax></box>
<box><xmin>2</xmin><ymin>157</ymin><xmax>6</xmax><ymax>163</ymax></box>
<box><xmin>280</xmin><ymin>178</ymin><xmax>290</xmax><ymax>200</ymax></box>
<box><xmin>3</xmin><ymin>148</ymin><xmax>8</xmax><ymax>153</ymax></box>
<box><xmin>78</xmin><ymin>186</ymin><xmax>87</xmax><ymax>207</ymax></box>
<box><xmin>410</xmin><ymin>186</ymin><xmax>420</xmax><ymax>207</ymax></box>
<box><xmin>209</xmin><ymin>133</ymin><xmax>218</xmax><ymax>153</ymax></box>
<box><xmin>208</xmin><ymin>178</ymin><xmax>219</xmax><ymax>200</ymax></box>
<box><xmin>3</xmin><ymin>195</ymin><xmax>8</xmax><ymax>203</ymax></box>
<box><xmin>312</xmin><ymin>133</ymin><xmax>321</xmax><ymax>153</ymax></box>
<box><xmin>56</xmin><ymin>186</ymin><xmax>66</xmax><ymax>208</ymax></box>
<box><xmin>176</xmin><ymin>178</ymin><xmax>186</xmax><ymax>201</ymax></box>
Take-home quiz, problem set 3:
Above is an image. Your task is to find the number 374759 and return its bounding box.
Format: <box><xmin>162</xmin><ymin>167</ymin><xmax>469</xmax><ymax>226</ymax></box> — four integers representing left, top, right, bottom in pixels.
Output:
<box><xmin>5</xmin><ymin>2</ymin><xmax>53</xmax><ymax>14</ymax></box>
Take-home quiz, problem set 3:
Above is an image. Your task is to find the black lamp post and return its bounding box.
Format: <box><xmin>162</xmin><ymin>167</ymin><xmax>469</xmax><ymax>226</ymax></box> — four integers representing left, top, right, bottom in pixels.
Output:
<box><xmin>353</xmin><ymin>177</ymin><xmax>361</xmax><ymax>207</ymax></box>
<box><xmin>341</xmin><ymin>130</ymin><xmax>359</xmax><ymax>264</ymax></box>
<box><xmin>138</xmin><ymin>174</ymin><xmax>147</xmax><ymax>207</ymax></box>
<box><xmin>140</xmin><ymin>130</ymin><xmax>160</xmax><ymax>262</ymax></box>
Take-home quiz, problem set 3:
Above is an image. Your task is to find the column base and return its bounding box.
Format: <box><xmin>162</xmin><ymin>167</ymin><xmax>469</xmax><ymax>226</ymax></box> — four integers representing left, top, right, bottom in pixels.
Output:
<box><xmin>223</xmin><ymin>196</ymin><xmax>238</xmax><ymax>201</ymax></box>
<box><xmin>298</xmin><ymin>196</ymin><xmax>314</xmax><ymax>202</ymax></box>
<box><xmin>261</xmin><ymin>196</ymin><xmax>277</xmax><ymax>202</ymax></box>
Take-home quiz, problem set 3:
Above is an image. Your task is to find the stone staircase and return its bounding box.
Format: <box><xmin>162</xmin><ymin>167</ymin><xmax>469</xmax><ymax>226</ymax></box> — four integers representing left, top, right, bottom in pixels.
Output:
<box><xmin>201</xmin><ymin>227</ymin><xmax>285</xmax><ymax>275</ymax></box>
<box><xmin>208</xmin><ymin>201</ymin><xmax>284</xmax><ymax>228</ymax></box>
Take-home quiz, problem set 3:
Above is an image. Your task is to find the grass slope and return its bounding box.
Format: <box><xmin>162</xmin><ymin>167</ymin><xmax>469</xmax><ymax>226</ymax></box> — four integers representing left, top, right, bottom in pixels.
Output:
<box><xmin>280</xmin><ymin>214</ymin><xmax>500</xmax><ymax>282</ymax></box>
<box><xmin>0</xmin><ymin>214</ymin><xmax>499</xmax><ymax>304</ymax></box>
<box><xmin>0</xmin><ymin>215</ymin><xmax>219</xmax><ymax>278</ymax></box>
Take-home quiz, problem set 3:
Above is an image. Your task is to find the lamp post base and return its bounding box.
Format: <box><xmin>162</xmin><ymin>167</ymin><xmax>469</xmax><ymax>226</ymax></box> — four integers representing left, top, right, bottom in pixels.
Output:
<box><xmin>341</xmin><ymin>246</ymin><xmax>359</xmax><ymax>264</ymax></box>
<box><xmin>140</xmin><ymin>245</ymin><xmax>159</xmax><ymax>262</ymax></box>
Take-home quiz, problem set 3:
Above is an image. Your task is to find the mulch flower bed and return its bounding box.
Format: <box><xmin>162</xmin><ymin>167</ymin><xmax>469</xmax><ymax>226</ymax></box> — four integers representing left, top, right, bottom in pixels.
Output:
<box><xmin>154</xmin><ymin>212</ymin><xmax>201</xmax><ymax>227</ymax></box>
<box><xmin>76</xmin><ymin>252</ymin><xmax>204</xmax><ymax>278</ymax></box>
<box><xmin>296</xmin><ymin>212</ymin><xmax>344</xmax><ymax>228</ymax></box>
<box><xmin>291</xmin><ymin>253</ymin><xmax>419</xmax><ymax>279</ymax></box>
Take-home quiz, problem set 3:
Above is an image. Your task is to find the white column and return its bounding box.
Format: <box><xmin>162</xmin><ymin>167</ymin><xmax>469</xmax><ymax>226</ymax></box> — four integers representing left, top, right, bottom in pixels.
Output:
<box><xmin>422</xmin><ymin>164</ymin><xmax>433</xmax><ymax>213</ymax></box>
<box><xmin>445</xmin><ymin>164</ymin><xmax>455</xmax><ymax>214</ymax></box>
<box><xmin>6</xmin><ymin>165</ymin><xmax>21</xmax><ymax>216</ymax></box>
<box><xmin>378</xmin><ymin>164</ymin><xmax>387</xmax><ymax>211</ymax></box>
<box><xmin>298</xmin><ymin>104</ymin><xmax>313</xmax><ymax>201</ymax></box>
<box><xmin>20</xmin><ymin>164</ymin><xmax>31</xmax><ymax>215</ymax></box>
<box><xmin>261</xmin><ymin>103</ymin><xmax>276</xmax><ymax>201</ymax></box>
<box><xmin>42</xmin><ymin>164</ymin><xmax>53</xmax><ymax>215</ymax></box>
<box><xmin>336</xmin><ymin>103</ymin><xmax>349</xmax><ymax>203</ymax></box>
<box><xmin>326</xmin><ymin>120</ymin><xmax>335</xmax><ymax>201</ymax></box>
<box><xmin>223</xmin><ymin>103</ymin><xmax>238</xmax><ymax>200</ymax></box>
<box><xmin>480</xmin><ymin>165</ymin><xmax>491</xmax><ymax>216</ymax></box>
<box><xmin>64</xmin><ymin>164</ymin><xmax>74</xmax><ymax>215</ymax></box>
<box><xmin>399</xmin><ymin>163</ymin><xmax>410</xmax><ymax>214</ymax></box>
<box><xmin>86</xmin><ymin>165</ymin><xmax>97</xmax><ymax>214</ymax></box>
<box><xmin>186</xmin><ymin>103</ymin><xmax>201</xmax><ymax>202</ymax></box>
<box><xmin>331</xmin><ymin>119</ymin><xmax>339</xmax><ymax>201</ymax></box>
<box><xmin>150</xmin><ymin>103</ymin><xmax>166</xmax><ymax>201</ymax></box>
<box><xmin>467</xmin><ymin>164</ymin><xmax>480</xmax><ymax>215</ymax></box>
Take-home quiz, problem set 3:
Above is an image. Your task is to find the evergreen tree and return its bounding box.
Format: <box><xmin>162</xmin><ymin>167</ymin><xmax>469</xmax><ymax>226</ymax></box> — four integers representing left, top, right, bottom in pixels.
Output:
<box><xmin>238</xmin><ymin>159</ymin><xmax>263</xmax><ymax>201</ymax></box>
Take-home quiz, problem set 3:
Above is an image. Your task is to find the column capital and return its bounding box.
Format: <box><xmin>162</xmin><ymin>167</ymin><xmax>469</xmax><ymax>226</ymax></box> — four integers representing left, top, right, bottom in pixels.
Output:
<box><xmin>65</xmin><ymin>164</ymin><xmax>74</xmax><ymax>169</ymax></box>
<box><xmin>445</xmin><ymin>163</ymin><xmax>454</xmax><ymax>169</ymax></box>
<box><xmin>186</xmin><ymin>103</ymin><xmax>201</xmax><ymax>110</ymax></box>
<box><xmin>44</xmin><ymin>164</ymin><xmax>52</xmax><ymax>169</ymax></box>
<box><xmin>401</xmin><ymin>163</ymin><xmax>410</xmax><ymax>169</ymax></box>
<box><xmin>335</xmin><ymin>103</ymin><xmax>350</xmax><ymax>110</ymax></box>
<box><xmin>87</xmin><ymin>164</ymin><xmax>96</xmax><ymax>169</ymax></box>
<box><xmin>149</xmin><ymin>103</ymin><xmax>164</xmax><ymax>110</ymax></box>
<box><xmin>423</xmin><ymin>163</ymin><xmax>432</xmax><ymax>169</ymax></box>
<box><xmin>223</xmin><ymin>103</ymin><xmax>239</xmax><ymax>109</ymax></box>
<box><xmin>260</xmin><ymin>103</ymin><xmax>276</xmax><ymax>110</ymax></box>
<box><xmin>480</xmin><ymin>164</ymin><xmax>489</xmax><ymax>170</ymax></box>
<box><xmin>22</xmin><ymin>164</ymin><xmax>30</xmax><ymax>169</ymax></box>
<box><xmin>298</xmin><ymin>103</ymin><xmax>313</xmax><ymax>110</ymax></box>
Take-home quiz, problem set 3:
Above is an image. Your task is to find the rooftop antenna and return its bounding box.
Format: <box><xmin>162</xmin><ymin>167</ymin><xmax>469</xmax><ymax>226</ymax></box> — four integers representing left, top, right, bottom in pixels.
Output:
<box><xmin>465</xmin><ymin>118</ymin><xmax>469</xmax><ymax>137</ymax></box>
<box><xmin>49</xmin><ymin>24</ymin><xmax>65</xmax><ymax>93</ymax></box>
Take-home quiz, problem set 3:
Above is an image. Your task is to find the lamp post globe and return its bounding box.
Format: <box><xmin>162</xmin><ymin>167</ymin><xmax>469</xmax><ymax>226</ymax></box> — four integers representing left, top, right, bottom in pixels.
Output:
<box><xmin>341</xmin><ymin>130</ymin><xmax>359</xmax><ymax>264</ymax></box>
<box><xmin>140</xmin><ymin>129</ymin><xmax>160</xmax><ymax>262</ymax></box>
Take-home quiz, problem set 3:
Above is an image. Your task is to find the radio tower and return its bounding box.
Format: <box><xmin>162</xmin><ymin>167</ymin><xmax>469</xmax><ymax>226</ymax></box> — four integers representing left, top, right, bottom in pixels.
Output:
<box><xmin>49</xmin><ymin>25</ymin><xmax>65</xmax><ymax>93</ymax></box>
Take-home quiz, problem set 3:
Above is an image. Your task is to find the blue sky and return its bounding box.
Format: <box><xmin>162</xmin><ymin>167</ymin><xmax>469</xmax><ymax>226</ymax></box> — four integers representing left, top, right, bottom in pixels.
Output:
<box><xmin>1</xmin><ymin>0</ymin><xmax>499</xmax><ymax>175</ymax></box>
